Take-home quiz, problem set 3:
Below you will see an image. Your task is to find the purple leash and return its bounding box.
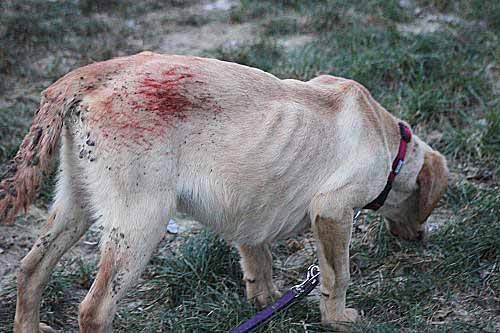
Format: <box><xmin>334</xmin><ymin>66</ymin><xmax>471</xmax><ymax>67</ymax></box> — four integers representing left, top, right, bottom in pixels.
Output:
<box><xmin>231</xmin><ymin>265</ymin><xmax>320</xmax><ymax>333</ymax></box>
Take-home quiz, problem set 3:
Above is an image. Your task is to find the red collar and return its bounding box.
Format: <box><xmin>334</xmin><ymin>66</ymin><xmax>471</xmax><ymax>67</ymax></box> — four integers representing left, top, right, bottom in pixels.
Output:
<box><xmin>363</xmin><ymin>123</ymin><xmax>412</xmax><ymax>210</ymax></box>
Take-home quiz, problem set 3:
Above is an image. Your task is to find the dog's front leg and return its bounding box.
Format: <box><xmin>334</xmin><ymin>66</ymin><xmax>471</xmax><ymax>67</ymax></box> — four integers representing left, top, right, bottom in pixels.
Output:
<box><xmin>238</xmin><ymin>243</ymin><xmax>281</xmax><ymax>308</ymax></box>
<box><xmin>312</xmin><ymin>208</ymin><xmax>359</xmax><ymax>329</ymax></box>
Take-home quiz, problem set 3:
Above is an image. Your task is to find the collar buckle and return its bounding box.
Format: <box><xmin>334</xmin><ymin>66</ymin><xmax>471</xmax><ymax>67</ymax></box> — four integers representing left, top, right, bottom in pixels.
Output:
<box><xmin>394</xmin><ymin>159</ymin><xmax>405</xmax><ymax>175</ymax></box>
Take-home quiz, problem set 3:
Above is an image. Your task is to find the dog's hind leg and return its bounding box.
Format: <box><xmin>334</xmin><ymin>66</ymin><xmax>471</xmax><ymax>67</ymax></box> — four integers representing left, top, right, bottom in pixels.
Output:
<box><xmin>238</xmin><ymin>243</ymin><xmax>281</xmax><ymax>308</ymax></box>
<box><xmin>14</xmin><ymin>132</ymin><xmax>93</xmax><ymax>333</ymax></box>
<box><xmin>77</xmin><ymin>171</ymin><xmax>175</xmax><ymax>333</ymax></box>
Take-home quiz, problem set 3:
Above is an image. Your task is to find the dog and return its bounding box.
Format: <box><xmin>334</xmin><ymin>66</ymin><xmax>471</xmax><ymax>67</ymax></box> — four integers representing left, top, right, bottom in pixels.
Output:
<box><xmin>0</xmin><ymin>51</ymin><xmax>448</xmax><ymax>332</ymax></box>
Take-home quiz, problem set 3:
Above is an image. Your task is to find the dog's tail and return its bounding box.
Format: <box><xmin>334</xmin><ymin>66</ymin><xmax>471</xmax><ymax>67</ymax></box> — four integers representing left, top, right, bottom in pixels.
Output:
<box><xmin>0</xmin><ymin>85</ymin><xmax>79</xmax><ymax>224</ymax></box>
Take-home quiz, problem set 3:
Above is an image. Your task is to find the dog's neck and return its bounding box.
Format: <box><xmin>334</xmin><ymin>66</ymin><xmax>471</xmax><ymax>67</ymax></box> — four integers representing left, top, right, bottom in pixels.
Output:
<box><xmin>373</xmin><ymin>106</ymin><xmax>425</xmax><ymax>194</ymax></box>
<box><xmin>393</xmin><ymin>134</ymin><xmax>430</xmax><ymax>193</ymax></box>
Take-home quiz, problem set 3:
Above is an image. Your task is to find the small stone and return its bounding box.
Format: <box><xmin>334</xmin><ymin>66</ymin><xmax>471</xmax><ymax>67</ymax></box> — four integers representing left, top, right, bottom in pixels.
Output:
<box><xmin>166</xmin><ymin>219</ymin><xmax>179</xmax><ymax>234</ymax></box>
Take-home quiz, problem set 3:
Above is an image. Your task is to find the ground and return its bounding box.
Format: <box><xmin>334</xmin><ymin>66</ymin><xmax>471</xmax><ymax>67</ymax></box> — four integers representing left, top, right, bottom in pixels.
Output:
<box><xmin>0</xmin><ymin>0</ymin><xmax>499</xmax><ymax>332</ymax></box>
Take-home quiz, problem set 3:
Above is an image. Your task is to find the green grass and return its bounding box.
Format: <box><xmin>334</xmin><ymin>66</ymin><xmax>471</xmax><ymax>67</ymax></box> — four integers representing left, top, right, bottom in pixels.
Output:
<box><xmin>0</xmin><ymin>0</ymin><xmax>498</xmax><ymax>332</ymax></box>
<box><xmin>213</xmin><ymin>38</ymin><xmax>285</xmax><ymax>73</ymax></box>
<box><xmin>0</xmin><ymin>1</ymin><xmax>128</xmax><ymax>80</ymax></box>
<box><xmin>348</xmin><ymin>179</ymin><xmax>499</xmax><ymax>331</ymax></box>
<box><xmin>0</xmin><ymin>104</ymin><xmax>35</xmax><ymax>162</ymax></box>
<box><xmin>0</xmin><ymin>257</ymin><xmax>94</xmax><ymax>332</ymax></box>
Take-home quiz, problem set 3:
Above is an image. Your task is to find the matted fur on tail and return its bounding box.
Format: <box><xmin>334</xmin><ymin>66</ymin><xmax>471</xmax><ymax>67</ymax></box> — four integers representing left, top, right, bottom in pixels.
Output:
<box><xmin>0</xmin><ymin>90</ymin><xmax>78</xmax><ymax>224</ymax></box>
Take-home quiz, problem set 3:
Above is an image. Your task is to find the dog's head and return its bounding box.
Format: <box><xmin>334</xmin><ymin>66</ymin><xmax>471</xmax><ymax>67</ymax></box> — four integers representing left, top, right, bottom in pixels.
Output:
<box><xmin>380</xmin><ymin>140</ymin><xmax>449</xmax><ymax>241</ymax></box>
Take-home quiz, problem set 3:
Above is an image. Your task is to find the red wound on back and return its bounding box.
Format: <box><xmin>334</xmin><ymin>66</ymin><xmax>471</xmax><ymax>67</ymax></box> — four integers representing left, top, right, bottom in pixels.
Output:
<box><xmin>134</xmin><ymin>67</ymin><xmax>195</xmax><ymax>121</ymax></box>
<box><xmin>89</xmin><ymin>65</ymin><xmax>217</xmax><ymax>147</ymax></box>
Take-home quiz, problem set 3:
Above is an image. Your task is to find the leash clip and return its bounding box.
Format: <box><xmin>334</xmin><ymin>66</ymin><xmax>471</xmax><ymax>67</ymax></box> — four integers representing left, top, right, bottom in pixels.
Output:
<box><xmin>353</xmin><ymin>208</ymin><xmax>362</xmax><ymax>221</ymax></box>
<box><xmin>291</xmin><ymin>265</ymin><xmax>320</xmax><ymax>297</ymax></box>
<box><xmin>231</xmin><ymin>266</ymin><xmax>321</xmax><ymax>333</ymax></box>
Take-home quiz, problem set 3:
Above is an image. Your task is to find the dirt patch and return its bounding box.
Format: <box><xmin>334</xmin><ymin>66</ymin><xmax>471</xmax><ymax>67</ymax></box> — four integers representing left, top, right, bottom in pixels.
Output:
<box><xmin>157</xmin><ymin>21</ymin><xmax>256</xmax><ymax>55</ymax></box>
<box><xmin>397</xmin><ymin>13</ymin><xmax>481</xmax><ymax>34</ymax></box>
<box><xmin>0</xmin><ymin>210</ymin><xmax>202</xmax><ymax>279</ymax></box>
<box><xmin>0</xmin><ymin>208</ymin><xmax>45</xmax><ymax>283</ymax></box>
<box><xmin>121</xmin><ymin>0</ymin><xmax>257</xmax><ymax>56</ymax></box>
<box><xmin>396</xmin><ymin>0</ymin><xmax>487</xmax><ymax>34</ymax></box>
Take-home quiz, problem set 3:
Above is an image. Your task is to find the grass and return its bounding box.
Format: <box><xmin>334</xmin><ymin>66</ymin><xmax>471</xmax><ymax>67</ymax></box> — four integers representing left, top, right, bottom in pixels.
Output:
<box><xmin>348</xmin><ymin>179</ymin><xmax>499</xmax><ymax>331</ymax></box>
<box><xmin>0</xmin><ymin>0</ymin><xmax>499</xmax><ymax>332</ymax></box>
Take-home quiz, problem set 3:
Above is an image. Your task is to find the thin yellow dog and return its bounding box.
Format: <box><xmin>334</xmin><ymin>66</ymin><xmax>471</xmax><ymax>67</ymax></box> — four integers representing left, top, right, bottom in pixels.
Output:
<box><xmin>0</xmin><ymin>52</ymin><xmax>448</xmax><ymax>332</ymax></box>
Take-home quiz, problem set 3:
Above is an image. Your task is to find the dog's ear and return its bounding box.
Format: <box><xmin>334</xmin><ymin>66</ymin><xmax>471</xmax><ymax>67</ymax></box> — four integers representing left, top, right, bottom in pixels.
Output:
<box><xmin>417</xmin><ymin>151</ymin><xmax>449</xmax><ymax>223</ymax></box>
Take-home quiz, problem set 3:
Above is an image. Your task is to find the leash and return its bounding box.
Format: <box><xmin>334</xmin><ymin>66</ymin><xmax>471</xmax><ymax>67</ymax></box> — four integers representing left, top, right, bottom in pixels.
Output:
<box><xmin>230</xmin><ymin>265</ymin><xmax>320</xmax><ymax>333</ymax></box>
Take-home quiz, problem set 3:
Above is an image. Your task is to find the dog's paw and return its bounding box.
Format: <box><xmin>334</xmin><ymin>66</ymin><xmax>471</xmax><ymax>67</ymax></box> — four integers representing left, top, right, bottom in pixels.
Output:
<box><xmin>247</xmin><ymin>284</ymin><xmax>281</xmax><ymax>308</ymax></box>
<box><xmin>39</xmin><ymin>322</ymin><xmax>58</xmax><ymax>333</ymax></box>
<box><xmin>322</xmin><ymin>308</ymin><xmax>359</xmax><ymax>331</ymax></box>
<box><xmin>342</xmin><ymin>308</ymin><xmax>359</xmax><ymax>322</ymax></box>
<box><xmin>252</xmin><ymin>294</ymin><xmax>269</xmax><ymax>309</ymax></box>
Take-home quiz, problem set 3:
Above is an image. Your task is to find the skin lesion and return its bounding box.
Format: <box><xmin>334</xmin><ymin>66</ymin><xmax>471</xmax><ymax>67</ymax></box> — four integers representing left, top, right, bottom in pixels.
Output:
<box><xmin>134</xmin><ymin>67</ymin><xmax>195</xmax><ymax>121</ymax></box>
<box><xmin>84</xmin><ymin>65</ymin><xmax>224</xmax><ymax>150</ymax></box>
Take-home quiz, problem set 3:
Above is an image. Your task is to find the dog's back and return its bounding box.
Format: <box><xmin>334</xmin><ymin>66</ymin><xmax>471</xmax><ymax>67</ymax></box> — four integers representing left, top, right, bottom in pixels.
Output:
<box><xmin>1</xmin><ymin>51</ymin><xmax>369</xmax><ymax>244</ymax></box>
